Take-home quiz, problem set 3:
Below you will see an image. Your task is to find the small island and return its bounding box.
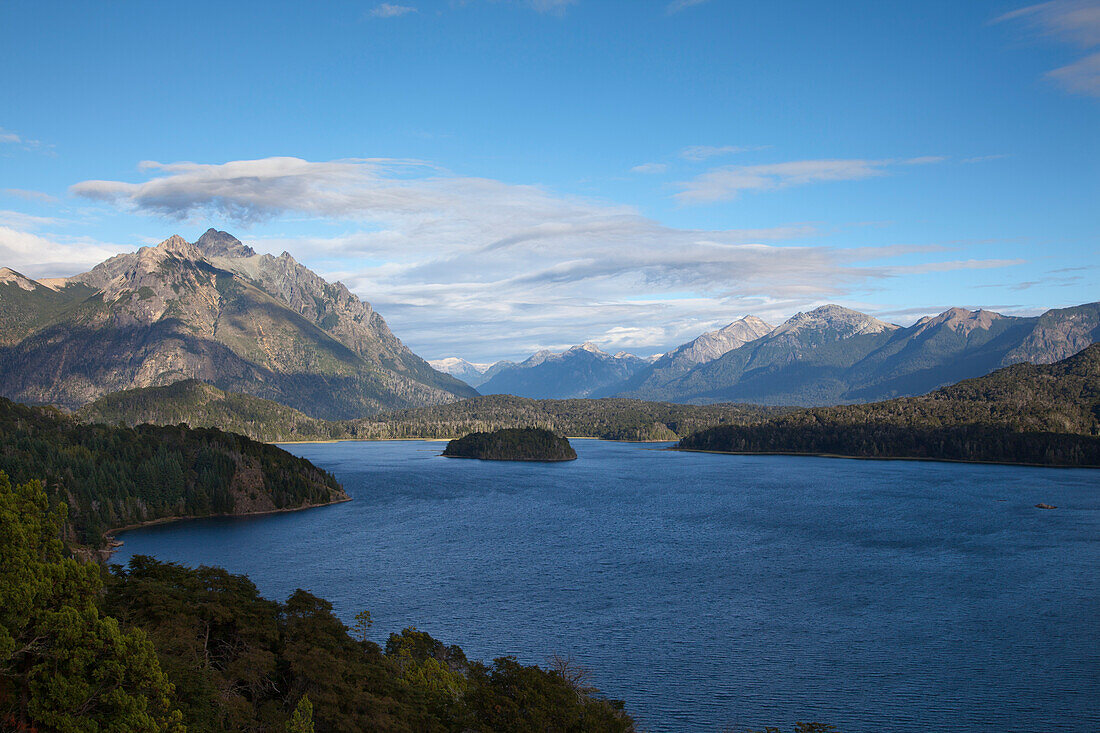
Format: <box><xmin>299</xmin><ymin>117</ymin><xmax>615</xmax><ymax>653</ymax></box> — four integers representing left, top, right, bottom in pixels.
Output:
<box><xmin>442</xmin><ymin>427</ymin><xmax>578</xmax><ymax>462</ymax></box>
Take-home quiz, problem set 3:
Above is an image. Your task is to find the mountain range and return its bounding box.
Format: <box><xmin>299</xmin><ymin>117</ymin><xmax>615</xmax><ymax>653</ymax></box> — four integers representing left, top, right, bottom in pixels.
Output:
<box><xmin>437</xmin><ymin>303</ymin><xmax>1100</xmax><ymax>405</ymax></box>
<box><xmin>3</xmin><ymin>229</ymin><xmax>1096</xmax><ymax>416</ymax></box>
<box><xmin>0</xmin><ymin>230</ymin><xmax>476</xmax><ymax>419</ymax></box>
<box><xmin>477</xmin><ymin>342</ymin><xmax>656</xmax><ymax>399</ymax></box>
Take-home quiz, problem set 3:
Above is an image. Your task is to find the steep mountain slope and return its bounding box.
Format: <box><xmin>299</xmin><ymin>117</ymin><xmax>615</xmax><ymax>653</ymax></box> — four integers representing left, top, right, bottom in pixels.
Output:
<box><xmin>618</xmin><ymin>315</ymin><xmax>773</xmax><ymax>397</ymax></box>
<box><xmin>637</xmin><ymin>305</ymin><xmax>900</xmax><ymax>405</ymax></box>
<box><xmin>0</xmin><ymin>232</ymin><xmax>475</xmax><ymax>418</ymax></box>
<box><xmin>678</xmin><ymin>343</ymin><xmax>1100</xmax><ymax>467</ymax></box>
<box><xmin>1002</xmin><ymin>301</ymin><xmax>1100</xmax><ymax>366</ymax></box>
<box><xmin>0</xmin><ymin>267</ymin><xmax>96</xmax><ymax>345</ymax></box>
<box><xmin>193</xmin><ymin>230</ymin><xmax>467</xmax><ymax>397</ymax></box>
<box><xmin>478</xmin><ymin>342</ymin><xmax>650</xmax><ymax>398</ymax></box>
<box><xmin>625</xmin><ymin>302</ymin><xmax>1100</xmax><ymax>406</ymax></box>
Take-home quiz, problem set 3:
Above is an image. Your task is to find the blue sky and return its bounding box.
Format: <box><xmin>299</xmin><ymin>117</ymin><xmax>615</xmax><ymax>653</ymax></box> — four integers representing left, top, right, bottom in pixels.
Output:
<box><xmin>1</xmin><ymin>0</ymin><xmax>1097</xmax><ymax>362</ymax></box>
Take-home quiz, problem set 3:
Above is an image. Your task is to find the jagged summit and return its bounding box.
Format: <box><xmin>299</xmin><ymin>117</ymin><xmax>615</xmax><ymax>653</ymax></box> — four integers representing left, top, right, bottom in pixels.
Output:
<box><xmin>664</xmin><ymin>315</ymin><xmax>774</xmax><ymax>366</ymax></box>
<box><xmin>194</xmin><ymin>228</ymin><xmax>257</xmax><ymax>258</ymax></box>
<box><xmin>913</xmin><ymin>307</ymin><xmax>1005</xmax><ymax>337</ymax></box>
<box><xmin>0</xmin><ymin>229</ymin><xmax>476</xmax><ymax>417</ymax></box>
<box><xmin>771</xmin><ymin>304</ymin><xmax>897</xmax><ymax>339</ymax></box>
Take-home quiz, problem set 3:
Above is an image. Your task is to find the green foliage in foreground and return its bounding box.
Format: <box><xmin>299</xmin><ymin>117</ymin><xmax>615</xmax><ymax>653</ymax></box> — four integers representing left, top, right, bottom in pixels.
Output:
<box><xmin>679</xmin><ymin>343</ymin><xmax>1100</xmax><ymax>466</ymax></box>
<box><xmin>0</xmin><ymin>396</ymin><xmax>344</xmax><ymax>548</ymax></box>
<box><xmin>80</xmin><ymin>383</ymin><xmax>784</xmax><ymax>443</ymax></box>
<box><xmin>443</xmin><ymin>428</ymin><xmax>578</xmax><ymax>461</ymax></box>
<box><xmin>0</xmin><ymin>472</ymin><xmax>635</xmax><ymax>732</ymax></box>
<box><xmin>0</xmin><ymin>472</ymin><xmax>183</xmax><ymax>731</ymax></box>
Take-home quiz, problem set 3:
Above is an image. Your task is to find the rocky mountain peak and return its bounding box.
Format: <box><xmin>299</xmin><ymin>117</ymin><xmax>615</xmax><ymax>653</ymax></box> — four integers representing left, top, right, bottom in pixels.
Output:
<box><xmin>774</xmin><ymin>304</ymin><xmax>897</xmax><ymax>339</ymax></box>
<box><xmin>194</xmin><ymin>229</ymin><xmax>256</xmax><ymax>258</ymax></box>
<box><xmin>912</xmin><ymin>307</ymin><xmax>1007</xmax><ymax>337</ymax></box>
<box><xmin>570</xmin><ymin>342</ymin><xmax>608</xmax><ymax>356</ymax></box>
<box><xmin>0</xmin><ymin>267</ymin><xmax>39</xmax><ymax>291</ymax></box>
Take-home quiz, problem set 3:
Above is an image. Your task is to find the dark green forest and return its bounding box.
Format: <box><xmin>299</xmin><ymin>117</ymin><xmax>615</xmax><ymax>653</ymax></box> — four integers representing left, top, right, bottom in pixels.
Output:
<box><xmin>0</xmin><ymin>397</ymin><xmax>346</xmax><ymax>549</ymax></box>
<box><xmin>678</xmin><ymin>343</ymin><xmax>1100</xmax><ymax>466</ymax></box>
<box><xmin>79</xmin><ymin>383</ymin><xmax>783</xmax><ymax>443</ymax></box>
<box><xmin>442</xmin><ymin>428</ymin><xmax>578</xmax><ymax>461</ymax></box>
<box><xmin>0</xmin><ymin>472</ymin><xmax>635</xmax><ymax>732</ymax></box>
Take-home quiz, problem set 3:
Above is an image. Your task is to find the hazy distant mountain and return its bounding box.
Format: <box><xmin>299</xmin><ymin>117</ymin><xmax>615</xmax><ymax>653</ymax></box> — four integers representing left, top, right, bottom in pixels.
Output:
<box><xmin>478</xmin><ymin>342</ymin><xmax>650</xmax><ymax>399</ymax></box>
<box><xmin>428</xmin><ymin>357</ymin><xmax>495</xmax><ymax>387</ymax></box>
<box><xmin>0</xmin><ymin>230</ymin><xmax>476</xmax><ymax>418</ymax></box>
<box><xmin>618</xmin><ymin>315</ymin><xmax>773</xmax><ymax>397</ymax></box>
<box><xmin>623</xmin><ymin>302</ymin><xmax>1100</xmax><ymax>405</ymax></box>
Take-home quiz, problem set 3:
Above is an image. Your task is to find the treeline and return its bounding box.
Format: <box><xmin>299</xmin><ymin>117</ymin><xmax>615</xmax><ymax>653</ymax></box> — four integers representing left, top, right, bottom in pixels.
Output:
<box><xmin>678</xmin><ymin>344</ymin><xmax>1100</xmax><ymax>466</ymax></box>
<box><xmin>443</xmin><ymin>428</ymin><xmax>578</xmax><ymax>461</ymax></box>
<box><xmin>679</xmin><ymin>423</ymin><xmax>1100</xmax><ymax>466</ymax></box>
<box><xmin>0</xmin><ymin>396</ymin><xmax>346</xmax><ymax>548</ymax></box>
<box><xmin>80</xmin><ymin>382</ymin><xmax>784</xmax><ymax>443</ymax></box>
<box><xmin>0</xmin><ymin>472</ymin><xmax>635</xmax><ymax>732</ymax></box>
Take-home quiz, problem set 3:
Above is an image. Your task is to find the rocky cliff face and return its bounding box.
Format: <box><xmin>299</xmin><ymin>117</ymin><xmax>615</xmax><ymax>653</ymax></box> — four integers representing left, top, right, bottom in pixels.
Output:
<box><xmin>0</xmin><ymin>231</ymin><xmax>476</xmax><ymax>418</ymax></box>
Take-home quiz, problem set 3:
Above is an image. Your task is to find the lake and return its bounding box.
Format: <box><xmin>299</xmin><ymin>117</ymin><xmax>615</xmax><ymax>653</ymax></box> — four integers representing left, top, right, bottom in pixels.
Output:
<box><xmin>114</xmin><ymin>440</ymin><xmax>1100</xmax><ymax>732</ymax></box>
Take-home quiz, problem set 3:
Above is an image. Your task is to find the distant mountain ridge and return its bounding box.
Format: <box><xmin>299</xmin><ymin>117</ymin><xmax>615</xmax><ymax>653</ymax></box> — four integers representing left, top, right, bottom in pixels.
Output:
<box><xmin>446</xmin><ymin>302</ymin><xmax>1098</xmax><ymax>405</ymax></box>
<box><xmin>429</xmin><ymin>356</ymin><xmax>495</xmax><ymax>387</ymax></box>
<box><xmin>618</xmin><ymin>302</ymin><xmax>1100</xmax><ymax>405</ymax></box>
<box><xmin>478</xmin><ymin>342</ymin><xmax>652</xmax><ymax>399</ymax></box>
<box><xmin>0</xmin><ymin>229</ymin><xmax>476</xmax><ymax>418</ymax></box>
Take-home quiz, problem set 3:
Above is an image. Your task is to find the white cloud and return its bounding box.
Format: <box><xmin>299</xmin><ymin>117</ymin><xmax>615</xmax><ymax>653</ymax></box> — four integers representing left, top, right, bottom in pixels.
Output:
<box><xmin>679</xmin><ymin>145</ymin><xmax>749</xmax><ymax>161</ymax></box>
<box><xmin>667</xmin><ymin>0</ymin><xmax>712</xmax><ymax>14</ymax></box>
<box><xmin>70</xmin><ymin>156</ymin><xmax>1017</xmax><ymax>361</ymax></box>
<box><xmin>996</xmin><ymin>0</ymin><xmax>1100</xmax><ymax>97</ymax></box>
<box><xmin>0</xmin><ymin>226</ymin><xmax>126</xmax><ymax>279</ymax></box>
<box><xmin>2</xmin><ymin>188</ymin><xmax>58</xmax><ymax>203</ymax></box>
<box><xmin>1047</xmin><ymin>50</ymin><xmax>1100</xmax><ymax>95</ymax></box>
<box><xmin>630</xmin><ymin>163</ymin><xmax>667</xmax><ymax>174</ymax></box>
<box><xmin>369</xmin><ymin>3</ymin><xmax>417</xmax><ymax>17</ymax></box>
<box><xmin>0</xmin><ymin>127</ymin><xmax>45</xmax><ymax>151</ymax></box>
<box><xmin>529</xmin><ymin>0</ymin><xmax>577</xmax><ymax>12</ymax></box>
<box><xmin>675</xmin><ymin>157</ymin><xmax>945</xmax><ymax>204</ymax></box>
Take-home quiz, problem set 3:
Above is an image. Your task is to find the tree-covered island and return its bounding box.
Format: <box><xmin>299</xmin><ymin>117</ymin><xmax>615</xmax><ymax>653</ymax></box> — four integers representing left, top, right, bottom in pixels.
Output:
<box><xmin>442</xmin><ymin>428</ymin><xmax>578</xmax><ymax>461</ymax></box>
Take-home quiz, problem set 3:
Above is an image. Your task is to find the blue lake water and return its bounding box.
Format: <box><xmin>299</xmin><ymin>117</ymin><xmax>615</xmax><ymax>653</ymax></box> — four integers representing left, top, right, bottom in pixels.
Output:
<box><xmin>114</xmin><ymin>440</ymin><xmax>1100</xmax><ymax>732</ymax></box>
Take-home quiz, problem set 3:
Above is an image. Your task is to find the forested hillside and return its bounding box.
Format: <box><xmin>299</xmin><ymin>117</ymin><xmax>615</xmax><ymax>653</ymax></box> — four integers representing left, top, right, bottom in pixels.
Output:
<box><xmin>81</xmin><ymin>386</ymin><xmax>785</xmax><ymax>442</ymax></box>
<box><xmin>0</xmin><ymin>396</ymin><xmax>347</xmax><ymax>549</ymax></box>
<box><xmin>678</xmin><ymin>343</ymin><xmax>1100</xmax><ymax>466</ymax></box>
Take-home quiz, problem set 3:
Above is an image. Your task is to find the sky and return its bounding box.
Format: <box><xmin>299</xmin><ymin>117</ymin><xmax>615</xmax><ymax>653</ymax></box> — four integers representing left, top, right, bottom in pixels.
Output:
<box><xmin>1</xmin><ymin>0</ymin><xmax>1097</xmax><ymax>363</ymax></box>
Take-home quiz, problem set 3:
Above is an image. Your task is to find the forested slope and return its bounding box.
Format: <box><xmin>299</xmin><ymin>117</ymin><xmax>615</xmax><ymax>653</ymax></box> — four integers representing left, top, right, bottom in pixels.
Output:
<box><xmin>677</xmin><ymin>343</ymin><xmax>1100</xmax><ymax>466</ymax></box>
<box><xmin>81</xmin><ymin>387</ymin><xmax>784</xmax><ymax>442</ymax></box>
<box><xmin>0</xmin><ymin>396</ymin><xmax>347</xmax><ymax>548</ymax></box>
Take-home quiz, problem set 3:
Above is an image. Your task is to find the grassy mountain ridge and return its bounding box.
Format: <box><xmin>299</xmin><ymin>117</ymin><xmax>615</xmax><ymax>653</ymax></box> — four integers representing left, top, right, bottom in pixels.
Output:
<box><xmin>677</xmin><ymin>343</ymin><xmax>1100</xmax><ymax>466</ymax></box>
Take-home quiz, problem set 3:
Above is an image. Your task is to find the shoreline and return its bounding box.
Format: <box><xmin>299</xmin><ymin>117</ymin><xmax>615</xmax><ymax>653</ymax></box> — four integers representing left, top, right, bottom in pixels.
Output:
<box><xmin>102</xmin><ymin>496</ymin><xmax>353</xmax><ymax>557</ymax></box>
<box><xmin>441</xmin><ymin>453</ymin><xmax>577</xmax><ymax>462</ymax></box>
<box><xmin>670</xmin><ymin>447</ymin><xmax>1100</xmax><ymax>470</ymax></box>
<box><xmin>275</xmin><ymin>436</ymin><xmax>675</xmax><ymax>445</ymax></box>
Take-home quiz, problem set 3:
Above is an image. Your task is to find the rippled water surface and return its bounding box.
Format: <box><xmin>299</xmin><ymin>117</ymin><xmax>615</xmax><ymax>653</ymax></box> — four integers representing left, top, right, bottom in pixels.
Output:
<box><xmin>115</xmin><ymin>440</ymin><xmax>1100</xmax><ymax>732</ymax></box>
